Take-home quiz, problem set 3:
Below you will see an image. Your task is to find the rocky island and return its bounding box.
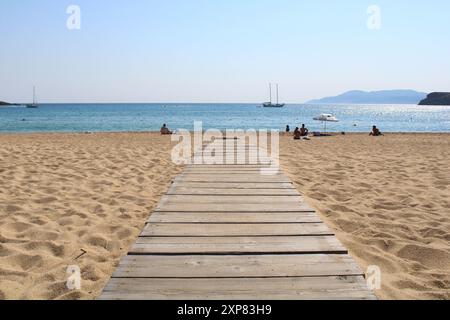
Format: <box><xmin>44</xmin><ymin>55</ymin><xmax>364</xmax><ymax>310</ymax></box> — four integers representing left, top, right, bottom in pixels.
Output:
<box><xmin>419</xmin><ymin>92</ymin><xmax>450</xmax><ymax>106</ymax></box>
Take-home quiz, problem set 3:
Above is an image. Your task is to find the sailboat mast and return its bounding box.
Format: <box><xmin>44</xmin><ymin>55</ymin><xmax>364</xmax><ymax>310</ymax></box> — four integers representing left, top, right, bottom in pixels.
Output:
<box><xmin>33</xmin><ymin>86</ymin><xmax>36</xmax><ymax>105</ymax></box>
<box><xmin>269</xmin><ymin>83</ymin><xmax>272</xmax><ymax>104</ymax></box>
<box><xmin>276</xmin><ymin>84</ymin><xmax>279</xmax><ymax>105</ymax></box>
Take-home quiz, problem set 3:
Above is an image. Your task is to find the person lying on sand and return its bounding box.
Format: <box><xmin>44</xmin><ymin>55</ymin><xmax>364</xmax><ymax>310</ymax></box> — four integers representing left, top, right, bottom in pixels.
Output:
<box><xmin>370</xmin><ymin>125</ymin><xmax>383</xmax><ymax>136</ymax></box>
<box><xmin>160</xmin><ymin>124</ymin><xmax>173</xmax><ymax>135</ymax></box>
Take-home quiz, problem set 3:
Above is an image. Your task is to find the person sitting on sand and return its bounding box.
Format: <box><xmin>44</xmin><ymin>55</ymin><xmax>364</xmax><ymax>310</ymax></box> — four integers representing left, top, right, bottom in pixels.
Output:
<box><xmin>370</xmin><ymin>125</ymin><xmax>383</xmax><ymax>136</ymax></box>
<box><xmin>300</xmin><ymin>124</ymin><xmax>309</xmax><ymax>137</ymax></box>
<box><xmin>160</xmin><ymin>124</ymin><xmax>173</xmax><ymax>135</ymax></box>
<box><xmin>293</xmin><ymin>127</ymin><xmax>301</xmax><ymax>140</ymax></box>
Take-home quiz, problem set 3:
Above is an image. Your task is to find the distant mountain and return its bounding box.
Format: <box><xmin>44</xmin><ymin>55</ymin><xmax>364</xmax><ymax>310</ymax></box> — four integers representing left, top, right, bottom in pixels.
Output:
<box><xmin>419</xmin><ymin>92</ymin><xmax>450</xmax><ymax>106</ymax></box>
<box><xmin>307</xmin><ymin>90</ymin><xmax>427</xmax><ymax>104</ymax></box>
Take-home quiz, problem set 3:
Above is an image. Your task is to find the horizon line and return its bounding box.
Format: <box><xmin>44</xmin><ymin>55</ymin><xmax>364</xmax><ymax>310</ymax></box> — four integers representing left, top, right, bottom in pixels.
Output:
<box><xmin>1</xmin><ymin>101</ymin><xmax>428</xmax><ymax>106</ymax></box>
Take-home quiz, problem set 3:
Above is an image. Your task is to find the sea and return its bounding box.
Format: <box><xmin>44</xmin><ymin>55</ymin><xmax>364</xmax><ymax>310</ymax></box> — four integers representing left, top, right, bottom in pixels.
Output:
<box><xmin>1</xmin><ymin>103</ymin><xmax>449</xmax><ymax>133</ymax></box>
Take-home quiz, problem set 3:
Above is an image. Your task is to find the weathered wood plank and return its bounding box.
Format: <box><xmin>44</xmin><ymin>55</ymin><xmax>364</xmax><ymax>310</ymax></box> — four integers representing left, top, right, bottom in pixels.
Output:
<box><xmin>99</xmin><ymin>276</ymin><xmax>376</xmax><ymax>300</ymax></box>
<box><xmin>155</xmin><ymin>202</ymin><xmax>314</xmax><ymax>212</ymax></box>
<box><xmin>190</xmin><ymin>161</ymin><xmax>276</xmax><ymax>166</ymax></box>
<box><xmin>168</xmin><ymin>187</ymin><xmax>300</xmax><ymax>195</ymax></box>
<box><xmin>131</xmin><ymin>236</ymin><xmax>347</xmax><ymax>254</ymax></box>
<box><xmin>182</xmin><ymin>173</ymin><xmax>282</xmax><ymax>177</ymax></box>
<box><xmin>177</xmin><ymin>175</ymin><xmax>291</xmax><ymax>183</ymax></box>
<box><xmin>186</xmin><ymin>165</ymin><xmax>273</xmax><ymax>168</ymax></box>
<box><xmin>112</xmin><ymin>254</ymin><xmax>363</xmax><ymax>278</ymax></box>
<box><xmin>148</xmin><ymin>212</ymin><xmax>321</xmax><ymax>224</ymax></box>
<box><xmin>184</xmin><ymin>167</ymin><xmax>277</xmax><ymax>171</ymax></box>
<box><xmin>140</xmin><ymin>223</ymin><xmax>333</xmax><ymax>237</ymax></box>
<box><xmin>182</xmin><ymin>171</ymin><xmax>281</xmax><ymax>175</ymax></box>
<box><xmin>170</xmin><ymin>182</ymin><xmax>295</xmax><ymax>189</ymax></box>
<box><xmin>158</xmin><ymin>195</ymin><xmax>304</xmax><ymax>204</ymax></box>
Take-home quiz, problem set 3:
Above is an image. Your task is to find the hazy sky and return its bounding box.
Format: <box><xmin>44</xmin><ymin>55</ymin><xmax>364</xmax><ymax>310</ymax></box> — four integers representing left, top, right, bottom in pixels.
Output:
<box><xmin>1</xmin><ymin>0</ymin><xmax>449</xmax><ymax>103</ymax></box>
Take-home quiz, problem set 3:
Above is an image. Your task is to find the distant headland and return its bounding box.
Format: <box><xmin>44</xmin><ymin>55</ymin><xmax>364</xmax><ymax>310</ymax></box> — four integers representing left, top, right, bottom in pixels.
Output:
<box><xmin>307</xmin><ymin>90</ymin><xmax>427</xmax><ymax>105</ymax></box>
<box><xmin>0</xmin><ymin>101</ymin><xmax>21</xmax><ymax>106</ymax></box>
<box><xmin>0</xmin><ymin>101</ymin><xmax>12</xmax><ymax>106</ymax></box>
<box><xmin>419</xmin><ymin>92</ymin><xmax>450</xmax><ymax>106</ymax></box>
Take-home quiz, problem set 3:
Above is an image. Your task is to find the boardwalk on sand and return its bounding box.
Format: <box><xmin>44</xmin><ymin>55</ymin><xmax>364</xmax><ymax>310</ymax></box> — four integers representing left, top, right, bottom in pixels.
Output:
<box><xmin>100</xmin><ymin>139</ymin><xmax>375</xmax><ymax>300</ymax></box>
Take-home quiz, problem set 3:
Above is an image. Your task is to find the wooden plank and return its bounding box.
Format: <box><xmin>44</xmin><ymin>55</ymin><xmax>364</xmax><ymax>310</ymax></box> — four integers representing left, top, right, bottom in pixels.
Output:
<box><xmin>190</xmin><ymin>161</ymin><xmax>275</xmax><ymax>165</ymax></box>
<box><xmin>184</xmin><ymin>167</ymin><xmax>279</xmax><ymax>170</ymax></box>
<box><xmin>177</xmin><ymin>175</ymin><xmax>290</xmax><ymax>183</ymax></box>
<box><xmin>131</xmin><ymin>236</ymin><xmax>347</xmax><ymax>254</ymax></box>
<box><xmin>183</xmin><ymin>167</ymin><xmax>279</xmax><ymax>173</ymax></box>
<box><xmin>182</xmin><ymin>172</ymin><xmax>281</xmax><ymax>176</ymax></box>
<box><xmin>194</xmin><ymin>152</ymin><xmax>268</xmax><ymax>155</ymax></box>
<box><xmin>99</xmin><ymin>276</ymin><xmax>376</xmax><ymax>300</ymax></box>
<box><xmin>158</xmin><ymin>195</ymin><xmax>304</xmax><ymax>204</ymax></box>
<box><xmin>155</xmin><ymin>202</ymin><xmax>314</xmax><ymax>212</ymax></box>
<box><xmin>184</xmin><ymin>167</ymin><xmax>276</xmax><ymax>170</ymax></box>
<box><xmin>148</xmin><ymin>212</ymin><xmax>321</xmax><ymax>224</ymax></box>
<box><xmin>168</xmin><ymin>187</ymin><xmax>300</xmax><ymax>195</ymax></box>
<box><xmin>140</xmin><ymin>223</ymin><xmax>333</xmax><ymax>237</ymax></box>
<box><xmin>112</xmin><ymin>254</ymin><xmax>363</xmax><ymax>278</ymax></box>
<box><xmin>193</xmin><ymin>156</ymin><xmax>273</xmax><ymax>160</ymax></box>
<box><xmin>183</xmin><ymin>170</ymin><xmax>281</xmax><ymax>174</ymax></box>
<box><xmin>170</xmin><ymin>182</ymin><xmax>295</xmax><ymax>189</ymax></box>
<box><xmin>185</xmin><ymin>164</ymin><xmax>270</xmax><ymax>170</ymax></box>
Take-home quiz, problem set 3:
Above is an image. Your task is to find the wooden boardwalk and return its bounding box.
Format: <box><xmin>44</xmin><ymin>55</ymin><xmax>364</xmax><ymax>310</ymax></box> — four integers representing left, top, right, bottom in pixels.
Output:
<box><xmin>99</xmin><ymin>140</ymin><xmax>375</xmax><ymax>300</ymax></box>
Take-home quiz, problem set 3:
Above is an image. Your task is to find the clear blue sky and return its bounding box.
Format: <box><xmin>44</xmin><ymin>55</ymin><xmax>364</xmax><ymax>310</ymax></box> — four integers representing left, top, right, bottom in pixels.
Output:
<box><xmin>1</xmin><ymin>0</ymin><xmax>449</xmax><ymax>103</ymax></box>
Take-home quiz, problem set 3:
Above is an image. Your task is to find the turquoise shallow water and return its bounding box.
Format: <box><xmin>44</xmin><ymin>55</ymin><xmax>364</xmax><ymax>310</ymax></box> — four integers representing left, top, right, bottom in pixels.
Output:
<box><xmin>1</xmin><ymin>103</ymin><xmax>449</xmax><ymax>133</ymax></box>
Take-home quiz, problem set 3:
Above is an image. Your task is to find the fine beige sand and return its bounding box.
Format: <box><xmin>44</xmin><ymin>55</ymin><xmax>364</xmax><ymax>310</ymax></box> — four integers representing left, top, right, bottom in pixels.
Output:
<box><xmin>0</xmin><ymin>132</ymin><xmax>449</xmax><ymax>300</ymax></box>
<box><xmin>280</xmin><ymin>133</ymin><xmax>450</xmax><ymax>300</ymax></box>
<box><xmin>0</xmin><ymin>133</ymin><xmax>182</xmax><ymax>299</ymax></box>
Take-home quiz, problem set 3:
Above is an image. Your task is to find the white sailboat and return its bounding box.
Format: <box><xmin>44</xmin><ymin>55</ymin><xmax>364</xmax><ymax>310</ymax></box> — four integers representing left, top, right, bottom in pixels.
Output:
<box><xmin>26</xmin><ymin>86</ymin><xmax>39</xmax><ymax>108</ymax></box>
<box><xmin>263</xmin><ymin>83</ymin><xmax>285</xmax><ymax>108</ymax></box>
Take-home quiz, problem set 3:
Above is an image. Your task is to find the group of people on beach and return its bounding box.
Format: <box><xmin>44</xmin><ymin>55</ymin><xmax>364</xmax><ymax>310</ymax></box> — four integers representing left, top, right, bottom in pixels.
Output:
<box><xmin>161</xmin><ymin>123</ymin><xmax>383</xmax><ymax>137</ymax></box>
<box><xmin>286</xmin><ymin>124</ymin><xmax>310</xmax><ymax>140</ymax></box>
<box><xmin>285</xmin><ymin>124</ymin><xmax>383</xmax><ymax>139</ymax></box>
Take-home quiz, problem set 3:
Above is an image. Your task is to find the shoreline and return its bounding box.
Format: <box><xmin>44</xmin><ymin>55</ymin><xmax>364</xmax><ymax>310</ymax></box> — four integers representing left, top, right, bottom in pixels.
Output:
<box><xmin>1</xmin><ymin>131</ymin><xmax>450</xmax><ymax>136</ymax></box>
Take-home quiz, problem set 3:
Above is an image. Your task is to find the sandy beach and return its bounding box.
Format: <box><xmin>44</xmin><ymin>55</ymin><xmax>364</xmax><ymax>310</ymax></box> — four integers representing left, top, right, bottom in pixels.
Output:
<box><xmin>0</xmin><ymin>133</ymin><xmax>182</xmax><ymax>299</ymax></box>
<box><xmin>280</xmin><ymin>133</ymin><xmax>450</xmax><ymax>299</ymax></box>
<box><xmin>0</xmin><ymin>132</ymin><xmax>449</xmax><ymax>300</ymax></box>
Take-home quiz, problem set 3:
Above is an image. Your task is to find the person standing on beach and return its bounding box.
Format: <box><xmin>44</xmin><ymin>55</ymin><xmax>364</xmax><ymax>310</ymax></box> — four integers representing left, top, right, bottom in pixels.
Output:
<box><xmin>286</xmin><ymin>125</ymin><xmax>290</xmax><ymax>133</ymax></box>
